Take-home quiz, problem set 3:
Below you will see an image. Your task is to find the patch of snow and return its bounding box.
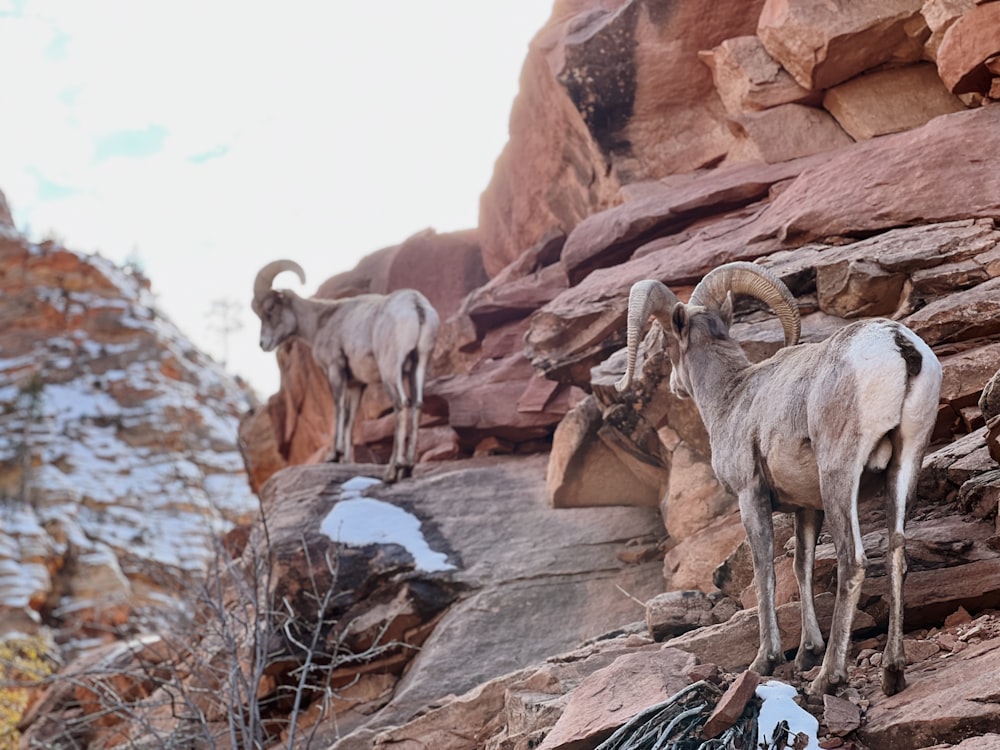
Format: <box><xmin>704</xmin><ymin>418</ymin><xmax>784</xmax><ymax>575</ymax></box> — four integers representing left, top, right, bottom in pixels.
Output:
<box><xmin>0</xmin><ymin>354</ymin><xmax>40</xmax><ymax>374</ymax></box>
<box><xmin>755</xmin><ymin>680</ymin><xmax>819</xmax><ymax>750</ymax></box>
<box><xmin>320</xmin><ymin>476</ymin><xmax>453</xmax><ymax>573</ymax></box>
<box><xmin>341</xmin><ymin>476</ymin><xmax>382</xmax><ymax>494</ymax></box>
<box><xmin>204</xmin><ymin>473</ymin><xmax>257</xmax><ymax>516</ymax></box>
<box><xmin>0</xmin><ymin>558</ymin><xmax>50</xmax><ymax>608</ymax></box>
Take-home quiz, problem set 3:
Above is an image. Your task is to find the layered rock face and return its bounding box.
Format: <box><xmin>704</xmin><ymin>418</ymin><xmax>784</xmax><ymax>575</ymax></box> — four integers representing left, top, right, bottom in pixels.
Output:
<box><xmin>0</xmin><ymin>227</ymin><xmax>257</xmax><ymax>654</ymax></box>
<box><xmin>15</xmin><ymin>0</ymin><xmax>1000</xmax><ymax>748</ymax></box>
<box><xmin>240</xmin><ymin>0</ymin><xmax>1000</xmax><ymax>500</ymax></box>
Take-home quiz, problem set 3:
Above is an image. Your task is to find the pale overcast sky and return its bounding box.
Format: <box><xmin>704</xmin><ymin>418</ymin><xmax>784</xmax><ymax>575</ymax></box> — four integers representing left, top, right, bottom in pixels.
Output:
<box><xmin>0</xmin><ymin>1</ymin><xmax>553</xmax><ymax>397</ymax></box>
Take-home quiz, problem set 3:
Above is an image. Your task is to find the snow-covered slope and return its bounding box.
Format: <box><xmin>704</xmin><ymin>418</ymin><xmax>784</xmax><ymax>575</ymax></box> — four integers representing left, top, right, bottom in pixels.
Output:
<box><xmin>0</xmin><ymin>234</ymin><xmax>258</xmax><ymax>653</ymax></box>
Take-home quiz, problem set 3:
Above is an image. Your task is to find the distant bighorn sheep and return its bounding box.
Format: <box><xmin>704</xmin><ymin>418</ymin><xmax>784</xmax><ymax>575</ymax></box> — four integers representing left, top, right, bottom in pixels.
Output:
<box><xmin>616</xmin><ymin>261</ymin><xmax>942</xmax><ymax>696</ymax></box>
<box><xmin>252</xmin><ymin>260</ymin><xmax>440</xmax><ymax>483</ymax></box>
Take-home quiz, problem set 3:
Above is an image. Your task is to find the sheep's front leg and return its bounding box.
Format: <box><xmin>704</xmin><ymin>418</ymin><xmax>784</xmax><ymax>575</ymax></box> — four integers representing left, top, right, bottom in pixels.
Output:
<box><xmin>740</xmin><ymin>486</ymin><xmax>783</xmax><ymax>677</ymax></box>
<box><xmin>809</xmin><ymin>472</ymin><xmax>866</xmax><ymax>696</ymax></box>
<box><xmin>794</xmin><ymin>507</ymin><xmax>826</xmax><ymax>672</ymax></box>
<box><xmin>326</xmin><ymin>372</ymin><xmax>347</xmax><ymax>463</ymax></box>
<box><xmin>327</xmin><ymin>370</ymin><xmax>361</xmax><ymax>464</ymax></box>
<box><xmin>339</xmin><ymin>384</ymin><xmax>363</xmax><ymax>463</ymax></box>
<box><xmin>404</xmin><ymin>347</ymin><xmax>430</xmax><ymax>478</ymax></box>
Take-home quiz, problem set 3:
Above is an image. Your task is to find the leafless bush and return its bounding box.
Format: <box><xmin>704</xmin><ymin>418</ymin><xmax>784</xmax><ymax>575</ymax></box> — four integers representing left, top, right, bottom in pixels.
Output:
<box><xmin>12</xmin><ymin>510</ymin><xmax>411</xmax><ymax>750</ymax></box>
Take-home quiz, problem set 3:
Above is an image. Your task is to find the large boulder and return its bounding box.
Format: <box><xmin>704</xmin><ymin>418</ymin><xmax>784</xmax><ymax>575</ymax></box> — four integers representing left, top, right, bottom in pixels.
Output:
<box><xmin>935</xmin><ymin>1</ymin><xmax>1000</xmax><ymax>95</ymax></box>
<box><xmin>698</xmin><ymin>35</ymin><xmax>817</xmax><ymax>116</ymax></box>
<box><xmin>757</xmin><ymin>0</ymin><xmax>928</xmax><ymax>90</ymax></box>
<box><xmin>822</xmin><ymin>63</ymin><xmax>965</xmax><ymax>140</ymax></box>
<box><xmin>724</xmin><ymin>102</ymin><xmax>854</xmax><ymax>164</ymax></box>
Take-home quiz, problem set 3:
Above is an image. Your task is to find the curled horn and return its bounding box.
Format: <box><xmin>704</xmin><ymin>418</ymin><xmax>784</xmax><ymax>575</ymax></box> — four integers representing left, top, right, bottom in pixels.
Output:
<box><xmin>615</xmin><ymin>279</ymin><xmax>681</xmax><ymax>392</ymax></box>
<box><xmin>689</xmin><ymin>261</ymin><xmax>800</xmax><ymax>347</ymax></box>
<box><xmin>253</xmin><ymin>259</ymin><xmax>306</xmax><ymax>304</ymax></box>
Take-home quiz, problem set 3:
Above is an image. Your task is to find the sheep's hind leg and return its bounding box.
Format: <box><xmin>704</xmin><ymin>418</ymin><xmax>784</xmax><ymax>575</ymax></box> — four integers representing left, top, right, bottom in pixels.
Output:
<box><xmin>384</xmin><ymin>406</ymin><xmax>410</xmax><ymax>483</ymax></box>
<box><xmin>809</xmin><ymin>471</ymin><xmax>866</xmax><ymax>696</ymax></box>
<box><xmin>404</xmin><ymin>343</ymin><xmax>430</xmax><ymax>479</ymax></box>
<box><xmin>794</xmin><ymin>507</ymin><xmax>826</xmax><ymax>672</ymax></box>
<box><xmin>401</xmin><ymin>399</ymin><xmax>422</xmax><ymax>478</ymax></box>
<box><xmin>384</xmin><ymin>370</ymin><xmax>411</xmax><ymax>483</ymax></box>
<box><xmin>883</xmin><ymin>431</ymin><xmax>917</xmax><ymax>696</ymax></box>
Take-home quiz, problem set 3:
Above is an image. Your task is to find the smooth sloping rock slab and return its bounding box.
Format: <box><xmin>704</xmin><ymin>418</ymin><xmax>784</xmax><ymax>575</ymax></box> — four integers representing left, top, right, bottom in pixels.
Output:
<box><xmin>862</xmin><ymin>557</ymin><xmax>1000</xmax><ymax>628</ymax></box>
<box><xmin>903</xmin><ymin>277</ymin><xmax>1000</xmax><ymax>348</ymax></box>
<box><xmin>559</xmin><ymin>151</ymin><xmax>833</xmax><ymax>286</ymax></box>
<box><xmin>264</xmin><ymin>455</ymin><xmax>666</xmax><ymax>735</ymax></box>
<box><xmin>753</xmin><ymin>105</ymin><xmax>1000</xmax><ymax>244</ymax></box>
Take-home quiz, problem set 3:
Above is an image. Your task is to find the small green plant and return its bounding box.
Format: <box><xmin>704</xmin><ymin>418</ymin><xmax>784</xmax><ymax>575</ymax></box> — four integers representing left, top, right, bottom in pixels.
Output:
<box><xmin>0</xmin><ymin>634</ymin><xmax>56</xmax><ymax>750</ymax></box>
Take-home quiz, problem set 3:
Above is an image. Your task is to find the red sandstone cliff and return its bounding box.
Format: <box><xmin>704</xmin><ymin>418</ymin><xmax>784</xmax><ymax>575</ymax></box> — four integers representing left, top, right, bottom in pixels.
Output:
<box><xmin>12</xmin><ymin>1</ymin><xmax>1000</xmax><ymax>748</ymax></box>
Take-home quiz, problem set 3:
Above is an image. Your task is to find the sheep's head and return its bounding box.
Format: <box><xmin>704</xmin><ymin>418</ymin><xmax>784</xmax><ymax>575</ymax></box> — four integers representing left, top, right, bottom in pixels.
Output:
<box><xmin>252</xmin><ymin>259</ymin><xmax>306</xmax><ymax>352</ymax></box>
<box><xmin>664</xmin><ymin>299</ymin><xmax>736</xmax><ymax>399</ymax></box>
<box><xmin>615</xmin><ymin>261</ymin><xmax>800</xmax><ymax>397</ymax></box>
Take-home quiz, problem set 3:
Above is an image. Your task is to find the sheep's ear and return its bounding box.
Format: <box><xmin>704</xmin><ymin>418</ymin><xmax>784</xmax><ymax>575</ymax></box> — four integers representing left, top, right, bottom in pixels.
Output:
<box><xmin>670</xmin><ymin>302</ymin><xmax>689</xmax><ymax>341</ymax></box>
<box><xmin>719</xmin><ymin>291</ymin><xmax>734</xmax><ymax>328</ymax></box>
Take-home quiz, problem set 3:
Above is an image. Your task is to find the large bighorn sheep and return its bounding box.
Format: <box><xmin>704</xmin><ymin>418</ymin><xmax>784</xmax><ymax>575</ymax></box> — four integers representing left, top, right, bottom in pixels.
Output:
<box><xmin>252</xmin><ymin>260</ymin><xmax>440</xmax><ymax>483</ymax></box>
<box><xmin>616</xmin><ymin>261</ymin><xmax>941</xmax><ymax>696</ymax></box>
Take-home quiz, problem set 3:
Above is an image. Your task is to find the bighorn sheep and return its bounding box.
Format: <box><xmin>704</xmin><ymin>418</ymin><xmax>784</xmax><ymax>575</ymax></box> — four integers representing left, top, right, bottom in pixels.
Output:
<box><xmin>252</xmin><ymin>260</ymin><xmax>440</xmax><ymax>483</ymax></box>
<box><xmin>616</xmin><ymin>261</ymin><xmax>941</xmax><ymax>696</ymax></box>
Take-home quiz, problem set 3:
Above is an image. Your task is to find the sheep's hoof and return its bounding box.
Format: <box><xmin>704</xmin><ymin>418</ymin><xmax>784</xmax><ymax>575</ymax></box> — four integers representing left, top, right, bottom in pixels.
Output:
<box><xmin>794</xmin><ymin>644</ymin><xmax>824</xmax><ymax>672</ymax></box>
<box><xmin>749</xmin><ymin>652</ymin><xmax>782</xmax><ymax>677</ymax></box>
<box><xmin>384</xmin><ymin>464</ymin><xmax>413</xmax><ymax>483</ymax></box>
<box><xmin>807</xmin><ymin>669</ymin><xmax>843</xmax><ymax>696</ymax></box>
<box><xmin>881</xmin><ymin>665</ymin><xmax>905</xmax><ymax>696</ymax></box>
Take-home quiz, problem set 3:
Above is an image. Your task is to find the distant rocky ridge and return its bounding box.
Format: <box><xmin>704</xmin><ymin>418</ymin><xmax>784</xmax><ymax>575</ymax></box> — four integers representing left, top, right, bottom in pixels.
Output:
<box><xmin>0</xmin><ymin>227</ymin><xmax>257</xmax><ymax>655</ymax></box>
<box><xmin>12</xmin><ymin>0</ymin><xmax>1000</xmax><ymax>748</ymax></box>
